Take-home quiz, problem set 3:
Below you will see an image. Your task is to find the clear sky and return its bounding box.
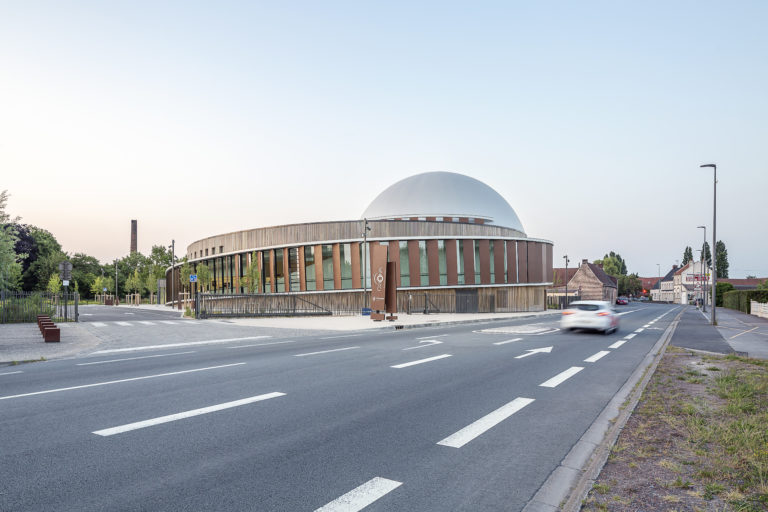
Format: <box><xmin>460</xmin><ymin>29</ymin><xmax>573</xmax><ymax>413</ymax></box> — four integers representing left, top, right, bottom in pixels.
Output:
<box><xmin>1</xmin><ymin>1</ymin><xmax>766</xmax><ymax>278</ymax></box>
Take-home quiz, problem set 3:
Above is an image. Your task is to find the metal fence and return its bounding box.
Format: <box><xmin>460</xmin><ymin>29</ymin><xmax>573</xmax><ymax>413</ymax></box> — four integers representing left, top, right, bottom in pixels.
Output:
<box><xmin>196</xmin><ymin>293</ymin><xmax>332</xmax><ymax>319</ymax></box>
<box><xmin>0</xmin><ymin>291</ymin><xmax>79</xmax><ymax>323</ymax></box>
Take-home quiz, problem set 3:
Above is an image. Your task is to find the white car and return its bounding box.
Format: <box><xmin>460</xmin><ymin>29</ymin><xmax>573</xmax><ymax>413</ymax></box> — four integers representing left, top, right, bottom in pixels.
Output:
<box><xmin>561</xmin><ymin>300</ymin><xmax>619</xmax><ymax>334</ymax></box>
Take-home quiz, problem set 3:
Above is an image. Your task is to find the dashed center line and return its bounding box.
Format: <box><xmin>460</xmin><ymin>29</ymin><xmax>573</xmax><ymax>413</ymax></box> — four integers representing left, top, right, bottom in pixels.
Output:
<box><xmin>138</xmin><ymin>321</ymin><xmax>156</xmax><ymax>325</ymax></box>
<box><xmin>635</xmin><ymin>328</ymin><xmax>644</xmax><ymax>333</ymax></box>
<box><xmin>93</xmin><ymin>392</ymin><xmax>285</xmax><ymax>436</ymax></box>
<box><xmin>77</xmin><ymin>351</ymin><xmax>196</xmax><ymax>366</ymax></box>
<box><xmin>115</xmin><ymin>322</ymin><xmax>132</xmax><ymax>326</ymax></box>
<box><xmin>391</xmin><ymin>354</ymin><xmax>452</xmax><ymax>369</ymax></box>
<box><xmin>609</xmin><ymin>340</ymin><xmax>627</xmax><ymax>349</ymax></box>
<box><xmin>315</xmin><ymin>477</ymin><xmax>402</xmax><ymax>512</ymax></box>
<box><xmin>584</xmin><ymin>351</ymin><xmax>610</xmax><ymax>363</ymax></box>
<box><xmin>437</xmin><ymin>397</ymin><xmax>535</xmax><ymax>448</ymax></box>
<box><xmin>625</xmin><ymin>333</ymin><xmax>637</xmax><ymax>340</ymax></box>
<box><xmin>294</xmin><ymin>347</ymin><xmax>359</xmax><ymax>357</ymax></box>
<box><xmin>540</xmin><ymin>367</ymin><xmax>584</xmax><ymax>388</ymax></box>
<box><xmin>493</xmin><ymin>338</ymin><xmax>523</xmax><ymax>346</ymax></box>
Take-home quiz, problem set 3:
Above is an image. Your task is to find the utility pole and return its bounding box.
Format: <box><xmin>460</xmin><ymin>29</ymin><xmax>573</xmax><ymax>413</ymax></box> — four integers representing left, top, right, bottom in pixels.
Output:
<box><xmin>114</xmin><ymin>260</ymin><xmax>118</xmax><ymax>303</ymax></box>
<box><xmin>362</xmin><ymin>219</ymin><xmax>371</xmax><ymax>311</ymax></box>
<box><xmin>170</xmin><ymin>239</ymin><xmax>176</xmax><ymax>309</ymax></box>
<box><xmin>700</xmin><ymin>164</ymin><xmax>717</xmax><ymax>325</ymax></box>
<box><xmin>656</xmin><ymin>263</ymin><xmax>660</xmax><ymax>302</ymax></box>
<box><xmin>563</xmin><ymin>254</ymin><xmax>570</xmax><ymax>309</ymax></box>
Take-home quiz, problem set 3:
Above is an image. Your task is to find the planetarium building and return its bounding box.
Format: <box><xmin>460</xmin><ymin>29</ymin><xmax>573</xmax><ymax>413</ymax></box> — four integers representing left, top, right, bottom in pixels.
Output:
<box><xmin>176</xmin><ymin>172</ymin><xmax>554</xmax><ymax>313</ymax></box>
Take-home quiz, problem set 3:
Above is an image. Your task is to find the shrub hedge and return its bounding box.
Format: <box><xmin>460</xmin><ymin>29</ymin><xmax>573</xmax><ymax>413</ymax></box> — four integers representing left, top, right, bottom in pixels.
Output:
<box><xmin>722</xmin><ymin>289</ymin><xmax>768</xmax><ymax>314</ymax></box>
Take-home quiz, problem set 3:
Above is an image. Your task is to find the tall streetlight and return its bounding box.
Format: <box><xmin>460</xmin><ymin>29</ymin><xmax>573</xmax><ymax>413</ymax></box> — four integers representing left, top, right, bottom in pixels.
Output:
<box><xmin>362</xmin><ymin>219</ymin><xmax>371</xmax><ymax>310</ymax></box>
<box><xmin>656</xmin><ymin>263</ymin><xmax>660</xmax><ymax>302</ymax></box>
<box><xmin>697</xmin><ymin>225</ymin><xmax>706</xmax><ymax>311</ymax></box>
<box><xmin>170</xmin><ymin>240</ymin><xmax>176</xmax><ymax>309</ymax></box>
<box><xmin>563</xmin><ymin>254</ymin><xmax>570</xmax><ymax>308</ymax></box>
<box><xmin>700</xmin><ymin>164</ymin><xmax>717</xmax><ymax>325</ymax></box>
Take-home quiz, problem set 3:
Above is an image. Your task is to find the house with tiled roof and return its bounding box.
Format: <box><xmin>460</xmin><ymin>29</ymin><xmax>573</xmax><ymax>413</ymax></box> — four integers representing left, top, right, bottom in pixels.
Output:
<box><xmin>719</xmin><ymin>278</ymin><xmax>768</xmax><ymax>290</ymax></box>
<box><xmin>673</xmin><ymin>261</ymin><xmax>712</xmax><ymax>304</ymax></box>
<box><xmin>651</xmin><ymin>265</ymin><xmax>678</xmax><ymax>302</ymax></box>
<box><xmin>568</xmin><ymin>259</ymin><xmax>618</xmax><ymax>303</ymax></box>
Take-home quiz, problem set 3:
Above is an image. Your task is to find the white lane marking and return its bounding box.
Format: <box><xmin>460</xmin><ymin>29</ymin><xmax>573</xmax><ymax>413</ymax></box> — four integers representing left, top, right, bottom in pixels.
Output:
<box><xmin>635</xmin><ymin>328</ymin><xmax>644</xmax><ymax>333</ymax></box>
<box><xmin>643</xmin><ymin>324</ymin><xmax>651</xmax><ymax>328</ymax></box>
<box><xmin>416</xmin><ymin>334</ymin><xmax>447</xmax><ymax>339</ymax></box>
<box><xmin>437</xmin><ymin>397</ymin><xmax>535</xmax><ymax>448</ymax></box>
<box><xmin>294</xmin><ymin>347</ymin><xmax>360</xmax><ymax>357</ymax></box>
<box><xmin>648</xmin><ymin>321</ymin><xmax>655</xmax><ymax>324</ymax></box>
<box><xmin>138</xmin><ymin>321</ymin><xmax>156</xmax><ymax>326</ymax></box>
<box><xmin>609</xmin><ymin>340</ymin><xmax>627</xmax><ymax>349</ymax></box>
<box><xmin>0</xmin><ymin>371</ymin><xmax>23</xmax><ymax>376</ymax></box>
<box><xmin>403</xmin><ymin>340</ymin><xmax>443</xmax><ymax>350</ymax></box>
<box><xmin>80</xmin><ymin>313</ymin><xmax>93</xmax><ymax>316</ymax></box>
<box><xmin>391</xmin><ymin>354</ymin><xmax>452</xmax><ymax>369</ymax></box>
<box><xmin>90</xmin><ymin>336</ymin><xmax>271</xmax><ymax>354</ymax></box>
<box><xmin>93</xmin><ymin>392</ymin><xmax>285</xmax><ymax>436</ymax></box>
<box><xmin>515</xmin><ymin>346</ymin><xmax>553</xmax><ymax>359</ymax></box>
<box><xmin>159</xmin><ymin>321</ymin><xmax>178</xmax><ymax>325</ymax></box>
<box><xmin>616</xmin><ymin>308</ymin><xmax>645</xmax><ymax>316</ymax></box>
<box><xmin>624</xmin><ymin>333</ymin><xmax>637</xmax><ymax>340</ymax></box>
<box><xmin>77</xmin><ymin>351</ymin><xmax>196</xmax><ymax>366</ymax></box>
<box><xmin>479</xmin><ymin>323</ymin><xmax>558</xmax><ymax>335</ymax></box>
<box><xmin>115</xmin><ymin>322</ymin><xmax>132</xmax><ymax>327</ymax></box>
<box><xmin>540</xmin><ymin>367</ymin><xmax>584</xmax><ymax>388</ymax></box>
<box><xmin>493</xmin><ymin>338</ymin><xmax>523</xmax><ymax>346</ymax></box>
<box><xmin>91</xmin><ymin>322</ymin><xmax>107</xmax><ymax>327</ymax></box>
<box><xmin>0</xmin><ymin>363</ymin><xmax>245</xmax><ymax>401</ymax></box>
<box><xmin>320</xmin><ymin>334</ymin><xmax>363</xmax><ymax>339</ymax></box>
<box><xmin>124</xmin><ymin>313</ymin><xmax>134</xmax><ymax>315</ymax></box>
<box><xmin>314</xmin><ymin>477</ymin><xmax>402</xmax><ymax>512</ymax></box>
<box><xmin>584</xmin><ymin>351</ymin><xmax>610</xmax><ymax>363</ymax></box>
<box><xmin>227</xmin><ymin>340</ymin><xmax>297</xmax><ymax>349</ymax></box>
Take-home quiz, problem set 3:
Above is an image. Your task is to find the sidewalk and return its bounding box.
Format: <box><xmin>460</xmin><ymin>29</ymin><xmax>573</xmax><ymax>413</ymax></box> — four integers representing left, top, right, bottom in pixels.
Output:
<box><xmin>709</xmin><ymin>306</ymin><xmax>768</xmax><ymax>359</ymax></box>
<box><xmin>0</xmin><ymin>323</ymin><xmax>102</xmax><ymax>365</ymax></box>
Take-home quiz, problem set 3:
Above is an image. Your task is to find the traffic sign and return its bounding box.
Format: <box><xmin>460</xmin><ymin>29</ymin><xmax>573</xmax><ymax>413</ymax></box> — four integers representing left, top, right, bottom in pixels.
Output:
<box><xmin>190</xmin><ymin>275</ymin><xmax>197</xmax><ymax>283</ymax></box>
<box><xmin>103</xmin><ymin>287</ymin><xmax>107</xmax><ymax>292</ymax></box>
<box><xmin>62</xmin><ymin>280</ymin><xmax>70</xmax><ymax>287</ymax></box>
<box><xmin>58</xmin><ymin>260</ymin><xmax>73</xmax><ymax>280</ymax></box>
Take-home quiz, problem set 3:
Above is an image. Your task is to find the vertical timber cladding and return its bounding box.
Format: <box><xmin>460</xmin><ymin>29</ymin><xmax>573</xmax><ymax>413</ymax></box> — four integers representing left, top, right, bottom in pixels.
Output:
<box><xmin>351</xmin><ymin>242</ymin><xmax>361</xmax><ymax>289</ymax></box>
<box><xmin>518</xmin><ymin>241</ymin><xmax>528</xmax><ymax>283</ymax></box>
<box><xmin>314</xmin><ymin>244</ymin><xmax>324</xmax><ymax>291</ymax></box>
<box><xmin>545</xmin><ymin>243</ymin><xmax>554</xmax><ymax>283</ymax></box>
<box><xmin>408</xmin><ymin>240</ymin><xmax>420</xmax><ymax>287</ymax></box>
<box><xmin>332</xmin><ymin>243</ymin><xmax>342</xmax><ymax>290</ymax></box>
<box><xmin>506</xmin><ymin>240</ymin><xmax>518</xmax><ymax>284</ymax></box>
<box><xmin>494</xmin><ymin>240</ymin><xmax>505</xmax><ymax>284</ymax></box>
<box><xmin>269</xmin><ymin>249</ymin><xmax>276</xmax><ymax>293</ymax></box>
<box><xmin>528</xmin><ymin>241</ymin><xmax>543</xmax><ymax>283</ymax></box>
<box><xmin>463</xmin><ymin>238</ymin><xmax>475</xmax><ymax>285</ymax></box>
<box><xmin>479</xmin><ymin>239</ymin><xmax>491</xmax><ymax>284</ymax></box>
<box><xmin>388</xmin><ymin>241</ymin><xmax>400</xmax><ymax>287</ymax></box>
<box><xmin>299</xmin><ymin>246</ymin><xmax>306</xmax><ymax>292</ymax></box>
<box><xmin>427</xmin><ymin>239</ymin><xmax>439</xmax><ymax>286</ymax></box>
<box><xmin>446</xmin><ymin>239</ymin><xmax>458</xmax><ymax>286</ymax></box>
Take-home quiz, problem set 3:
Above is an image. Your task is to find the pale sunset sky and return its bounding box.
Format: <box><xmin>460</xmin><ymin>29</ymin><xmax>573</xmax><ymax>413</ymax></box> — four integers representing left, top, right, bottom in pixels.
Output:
<box><xmin>1</xmin><ymin>1</ymin><xmax>766</xmax><ymax>277</ymax></box>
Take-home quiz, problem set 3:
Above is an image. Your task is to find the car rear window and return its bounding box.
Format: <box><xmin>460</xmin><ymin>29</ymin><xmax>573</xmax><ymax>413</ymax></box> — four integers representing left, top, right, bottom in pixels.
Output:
<box><xmin>574</xmin><ymin>304</ymin><xmax>600</xmax><ymax>311</ymax></box>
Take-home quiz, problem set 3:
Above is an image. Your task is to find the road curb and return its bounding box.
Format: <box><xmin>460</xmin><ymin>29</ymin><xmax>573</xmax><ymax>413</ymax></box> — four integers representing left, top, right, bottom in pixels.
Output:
<box><xmin>523</xmin><ymin>306</ymin><xmax>687</xmax><ymax>512</ymax></box>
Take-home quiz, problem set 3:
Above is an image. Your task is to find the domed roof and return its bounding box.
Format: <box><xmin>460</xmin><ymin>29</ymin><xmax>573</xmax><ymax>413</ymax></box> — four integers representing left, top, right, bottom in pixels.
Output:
<box><xmin>361</xmin><ymin>172</ymin><xmax>525</xmax><ymax>233</ymax></box>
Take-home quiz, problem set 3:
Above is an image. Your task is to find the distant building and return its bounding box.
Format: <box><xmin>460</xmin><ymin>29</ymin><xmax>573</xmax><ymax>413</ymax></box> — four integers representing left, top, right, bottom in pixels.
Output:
<box><xmin>719</xmin><ymin>278</ymin><xmax>768</xmax><ymax>290</ymax></box>
<box><xmin>567</xmin><ymin>259</ymin><xmax>618</xmax><ymax>303</ymax></box>
<box><xmin>651</xmin><ymin>265</ymin><xmax>678</xmax><ymax>302</ymax></box>
<box><xmin>673</xmin><ymin>262</ymin><xmax>712</xmax><ymax>304</ymax></box>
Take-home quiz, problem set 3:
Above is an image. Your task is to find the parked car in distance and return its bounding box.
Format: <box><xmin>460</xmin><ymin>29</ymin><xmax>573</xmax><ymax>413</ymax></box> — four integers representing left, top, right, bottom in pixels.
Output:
<box><xmin>561</xmin><ymin>300</ymin><xmax>619</xmax><ymax>334</ymax></box>
<box><xmin>615</xmin><ymin>297</ymin><xmax>629</xmax><ymax>305</ymax></box>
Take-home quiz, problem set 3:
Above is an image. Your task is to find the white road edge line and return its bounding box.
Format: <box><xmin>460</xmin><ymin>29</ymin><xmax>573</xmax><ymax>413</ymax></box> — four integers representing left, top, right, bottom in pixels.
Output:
<box><xmin>609</xmin><ymin>340</ymin><xmax>627</xmax><ymax>349</ymax></box>
<box><xmin>0</xmin><ymin>371</ymin><xmax>23</xmax><ymax>376</ymax></box>
<box><xmin>0</xmin><ymin>363</ymin><xmax>246</xmax><ymax>401</ymax></box>
<box><xmin>391</xmin><ymin>354</ymin><xmax>452</xmax><ymax>369</ymax></box>
<box><xmin>314</xmin><ymin>477</ymin><xmax>402</xmax><ymax>512</ymax></box>
<box><xmin>540</xmin><ymin>367</ymin><xmax>584</xmax><ymax>388</ymax></box>
<box><xmin>90</xmin><ymin>336</ymin><xmax>271</xmax><ymax>354</ymax></box>
<box><xmin>584</xmin><ymin>351</ymin><xmax>610</xmax><ymax>363</ymax></box>
<box><xmin>294</xmin><ymin>347</ymin><xmax>360</xmax><ymax>357</ymax></box>
<box><xmin>320</xmin><ymin>334</ymin><xmax>364</xmax><ymax>339</ymax></box>
<box><xmin>437</xmin><ymin>397</ymin><xmax>535</xmax><ymax>448</ymax></box>
<box><xmin>493</xmin><ymin>338</ymin><xmax>523</xmax><ymax>346</ymax></box>
<box><xmin>93</xmin><ymin>392</ymin><xmax>285</xmax><ymax>436</ymax></box>
<box><xmin>77</xmin><ymin>351</ymin><xmax>196</xmax><ymax>366</ymax></box>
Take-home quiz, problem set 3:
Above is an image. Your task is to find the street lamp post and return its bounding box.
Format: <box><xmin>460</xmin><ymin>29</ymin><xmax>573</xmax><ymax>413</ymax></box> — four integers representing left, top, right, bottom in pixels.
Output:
<box><xmin>697</xmin><ymin>225</ymin><xmax>706</xmax><ymax>312</ymax></box>
<box><xmin>362</xmin><ymin>219</ymin><xmax>371</xmax><ymax>310</ymax></box>
<box><xmin>656</xmin><ymin>263</ymin><xmax>660</xmax><ymax>302</ymax></box>
<box><xmin>700</xmin><ymin>164</ymin><xmax>717</xmax><ymax>325</ymax></box>
<box><xmin>170</xmin><ymin>240</ymin><xmax>176</xmax><ymax>310</ymax></box>
<box><xmin>563</xmin><ymin>255</ymin><xmax>570</xmax><ymax>309</ymax></box>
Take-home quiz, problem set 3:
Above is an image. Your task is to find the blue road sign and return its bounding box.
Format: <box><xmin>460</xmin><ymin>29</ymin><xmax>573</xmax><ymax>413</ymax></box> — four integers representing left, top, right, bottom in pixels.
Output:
<box><xmin>190</xmin><ymin>275</ymin><xmax>197</xmax><ymax>283</ymax></box>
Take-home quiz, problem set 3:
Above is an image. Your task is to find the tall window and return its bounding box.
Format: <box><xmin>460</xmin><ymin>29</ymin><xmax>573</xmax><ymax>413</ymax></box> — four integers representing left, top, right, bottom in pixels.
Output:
<box><xmin>418</xmin><ymin>240</ymin><xmax>429</xmax><ymax>286</ymax></box>
<box><xmin>304</xmin><ymin>246</ymin><xmax>316</xmax><ymax>291</ymax></box>
<box><xmin>288</xmin><ymin>248</ymin><xmax>299</xmax><ymax>291</ymax></box>
<box><xmin>489</xmin><ymin>241</ymin><xmax>495</xmax><ymax>284</ymax></box>
<box><xmin>474</xmin><ymin>241</ymin><xmax>481</xmax><ymax>283</ymax></box>
<box><xmin>262</xmin><ymin>251</ymin><xmax>271</xmax><ymax>293</ymax></box>
<box><xmin>457</xmin><ymin>240</ymin><xmax>465</xmax><ymax>285</ymax></box>
<box><xmin>437</xmin><ymin>240</ymin><xmax>447</xmax><ymax>285</ymax></box>
<box><xmin>340</xmin><ymin>243</ymin><xmax>353</xmax><ymax>289</ymax></box>
<box><xmin>322</xmin><ymin>245</ymin><xmax>334</xmax><ymax>290</ymax></box>
<box><xmin>217</xmin><ymin>257</ymin><xmax>224</xmax><ymax>293</ymax></box>
<box><xmin>399</xmin><ymin>241</ymin><xmax>410</xmax><ymax>287</ymax></box>
<box><xmin>275</xmin><ymin>250</ymin><xmax>285</xmax><ymax>292</ymax></box>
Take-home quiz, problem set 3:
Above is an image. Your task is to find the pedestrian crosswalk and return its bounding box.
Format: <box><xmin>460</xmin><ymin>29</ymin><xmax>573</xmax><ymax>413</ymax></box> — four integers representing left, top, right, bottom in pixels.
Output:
<box><xmin>87</xmin><ymin>320</ymin><xmax>194</xmax><ymax>328</ymax></box>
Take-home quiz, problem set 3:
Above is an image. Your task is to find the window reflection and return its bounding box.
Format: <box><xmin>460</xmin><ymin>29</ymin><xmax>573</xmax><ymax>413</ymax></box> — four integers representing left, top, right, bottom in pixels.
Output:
<box><xmin>399</xmin><ymin>241</ymin><xmax>410</xmax><ymax>287</ymax></box>
<box><xmin>304</xmin><ymin>246</ymin><xmax>316</xmax><ymax>291</ymax></box>
<box><xmin>322</xmin><ymin>245</ymin><xmax>334</xmax><ymax>290</ymax></box>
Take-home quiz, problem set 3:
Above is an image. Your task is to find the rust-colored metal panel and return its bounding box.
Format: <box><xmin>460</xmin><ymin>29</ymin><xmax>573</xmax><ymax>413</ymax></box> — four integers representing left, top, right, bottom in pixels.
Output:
<box><xmin>314</xmin><ymin>244</ymin><xmax>324</xmax><ymax>291</ymax></box>
<box><xmin>507</xmin><ymin>241</ymin><xmax>517</xmax><ymax>284</ymax></box>
<box><xmin>408</xmin><ymin>240</ymin><xmax>420</xmax><ymax>287</ymax></box>
<box><xmin>426</xmin><ymin>216</ymin><xmax>436</xmax><ymax>221</ymax></box>
<box><xmin>388</xmin><ymin>241</ymin><xmax>400</xmax><ymax>287</ymax></box>
<box><xmin>475</xmin><ymin>218</ymin><xmax>485</xmax><ymax>224</ymax></box>
<box><xmin>545</xmin><ymin>243</ymin><xmax>553</xmax><ymax>283</ymax></box>
<box><xmin>463</xmin><ymin>239</ymin><xmax>475</xmax><ymax>285</ymax></box>
<box><xmin>386</xmin><ymin>261</ymin><xmax>397</xmax><ymax>314</ymax></box>
<box><xmin>494</xmin><ymin>240</ymin><xmax>505</xmax><ymax>284</ymax></box>
<box><xmin>479</xmin><ymin>239</ymin><xmax>490</xmax><ymax>284</ymax></box>
<box><xmin>233</xmin><ymin>252</ymin><xmax>241</xmax><ymax>292</ymax></box>
<box><xmin>518</xmin><ymin>241</ymin><xmax>528</xmax><ymax>283</ymax></box>
<box><xmin>446</xmin><ymin>239</ymin><xmax>458</xmax><ymax>286</ymax></box>
<box><xmin>333</xmin><ymin>243</ymin><xmax>341</xmax><ymax>290</ymax></box>
<box><xmin>528</xmin><ymin>242</ymin><xmax>543</xmax><ymax>283</ymax></box>
<box><xmin>459</xmin><ymin>217</ymin><xmax>469</xmax><ymax>224</ymax></box>
<box><xmin>370</xmin><ymin>243</ymin><xmax>388</xmax><ymax>313</ymax></box>
<box><xmin>299</xmin><ymin>246</ymin><xmax>306</xmax><ymax>292</ymax></box>
<box><xmin>283</xmin><ymin>248</ymin><xmax>290</xmax><ymax>292</ymax></box>
<box><xmin>427</xmin><ymin>239</ymin><xmax>439</xmax><ymax>286</ymax></box>
<box><xmin>269</xmin><ymin>249</ymin><xmax>276</xmax><ymax>293</ymax></box>
<box><xmin>351</xmin><ymin>242</ymin><xmax>361</xmax><ymax>289</ymax></box>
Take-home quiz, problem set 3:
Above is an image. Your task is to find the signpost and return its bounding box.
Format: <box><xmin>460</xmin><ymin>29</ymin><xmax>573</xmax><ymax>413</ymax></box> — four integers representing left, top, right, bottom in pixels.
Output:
<box><xmin>58</xmin><ymin>261</ymin><xmax>73</xmax><ymax>321</ymax></box>
<box><xmin>190</xmin><ymin>275</ymin><xmax>197</xmax><ymax>283</ymax></box>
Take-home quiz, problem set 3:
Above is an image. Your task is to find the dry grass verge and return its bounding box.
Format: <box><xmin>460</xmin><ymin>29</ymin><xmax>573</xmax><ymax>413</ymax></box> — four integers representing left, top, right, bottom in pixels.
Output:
<box><xmin>582</xmin><ymin>346</ymin><xmax>768</xmax><ymax>511</ymax></box>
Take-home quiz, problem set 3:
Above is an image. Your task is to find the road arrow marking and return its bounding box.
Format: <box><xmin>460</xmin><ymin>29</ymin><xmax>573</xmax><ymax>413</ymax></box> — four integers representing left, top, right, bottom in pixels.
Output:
<box><xmin>514</xmin><ymin>346</ymin><xmax>553</xmax><ymax>359</ymax></box>
<box><xmin>403</xmin><ymin>339</ymin><xmax>443</xmax><ymax>350</ymax></box>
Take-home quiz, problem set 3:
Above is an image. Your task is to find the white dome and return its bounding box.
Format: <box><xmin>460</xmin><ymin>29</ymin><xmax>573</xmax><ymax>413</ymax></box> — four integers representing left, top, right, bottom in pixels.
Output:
<box><xmin>361</xmin><ymin>172</ymin><xmax>525</xmax><ymax>233</ymax></box>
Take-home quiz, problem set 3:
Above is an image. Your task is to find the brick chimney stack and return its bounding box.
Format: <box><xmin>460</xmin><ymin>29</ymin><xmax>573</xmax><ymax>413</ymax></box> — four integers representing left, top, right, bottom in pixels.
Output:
<box><xmin>130</xmin><ymin>220</ymin><xmax>137</xmax><ymax>254</ymax></box>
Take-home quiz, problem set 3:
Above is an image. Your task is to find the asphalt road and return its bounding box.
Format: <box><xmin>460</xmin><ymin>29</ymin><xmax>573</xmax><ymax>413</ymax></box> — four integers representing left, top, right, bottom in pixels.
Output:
<box><xmin>0</xmin><ymin>303</ymin><xmax>681</xmax><ymax>511</ymax></box>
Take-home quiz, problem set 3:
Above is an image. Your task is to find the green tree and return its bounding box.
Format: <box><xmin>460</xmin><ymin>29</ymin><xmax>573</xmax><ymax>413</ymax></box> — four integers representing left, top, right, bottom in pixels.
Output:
<box><xmin>715</xmin><ymin>240</ymin><xmax>729</xmax><ymax>278</ymax></box>
<box><xmin>759</xmin><ymin>280</ymin><xmax>768</xmax><ymax>291</ymax></box>
<box><xmin>0</xmin><ymin>191</ymin><xmax>23</xmax><ymax>290</ymax></box>
<box><xmin>241</xmin><ymin>252</ymin><xmax>261</xmax><ymax>293</ymax></box>
<box><xmin>125</xmin><ymin>269</ymin><xmax>142</xmax><ymax>295</ymax></box>
<box><xmin>682</xmin><ymin>246</ymin><xmax>693</xmax><ymax>265</ymax></box>
<box><xmin>595</xmin><ymin>251</ymin><xmax>627</xmax><ymax>276</ymax></box>
<box><xmin>196</xmin><ymin>263</ymin><xmax>212</xmax><ymax>292</ymax></box>
<box><xmin>618</xmin><ymin>273</ymin><xmax>643</xmax><ymax>297</ymax></box>
<box><xmin>701</xmin><ymin>241</ymin><xmax>712</xmax><ymax>268</ymax></box>
<box><xmin>46</xmin><ymin>274</ymin><xmax>62</xmax><ymax>294</ymax></box>
<box><xmin>179</xmin><ymin>260</ymin><xmax>192</xmax><ymax>294</ymax></box>
<box><xmin>715</xmin><ymin>282</ymin><xmax>734</xmax><ymax>307</ymax></box>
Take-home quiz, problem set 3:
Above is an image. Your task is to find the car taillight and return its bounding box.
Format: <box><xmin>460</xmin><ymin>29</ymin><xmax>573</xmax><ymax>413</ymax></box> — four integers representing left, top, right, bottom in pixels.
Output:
<box><xmin>597</xmin><ymin>312</ymin><xmax>610</xmax><ymax>316</ymax></box>
<box><xmin>562</xmin><ymin>311</ymin><xmax>574</xmax><ymax>315</ymax></box>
